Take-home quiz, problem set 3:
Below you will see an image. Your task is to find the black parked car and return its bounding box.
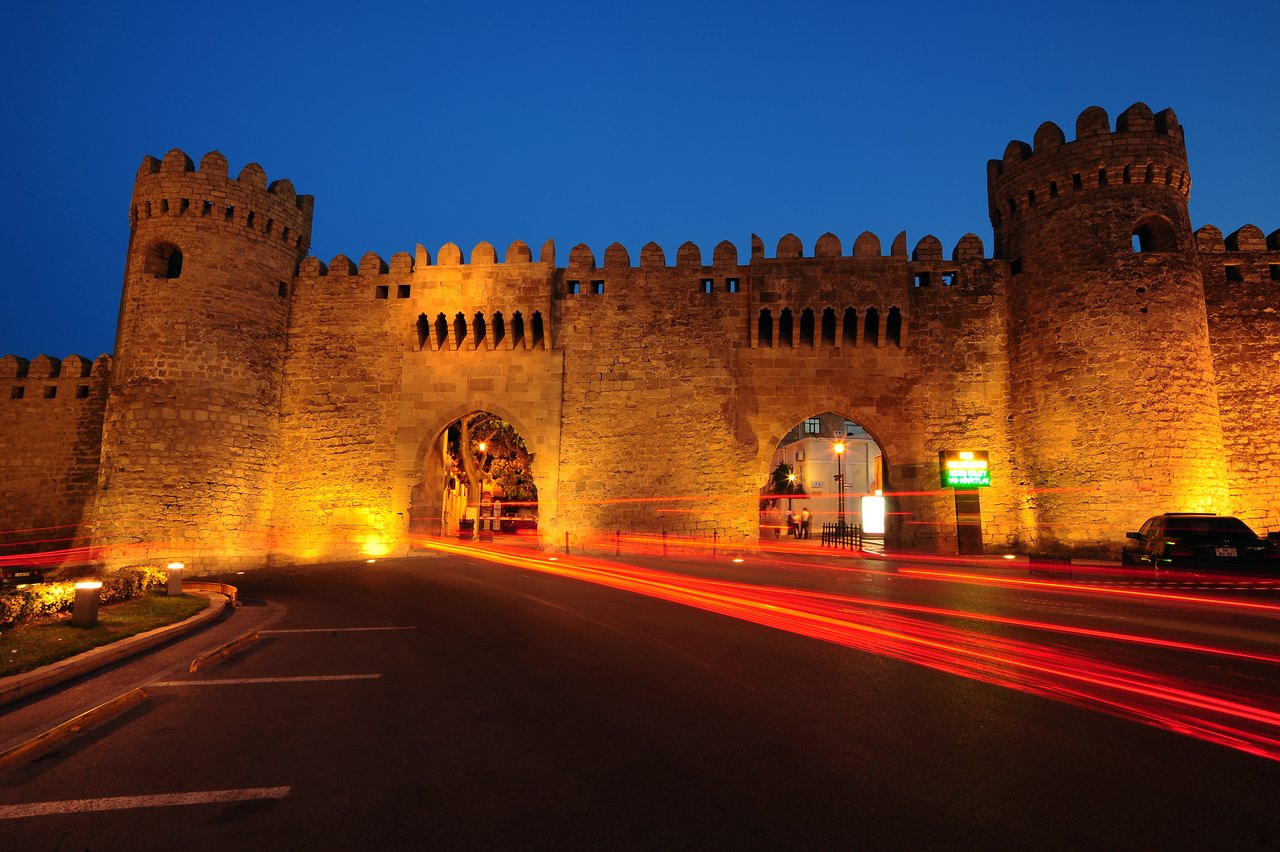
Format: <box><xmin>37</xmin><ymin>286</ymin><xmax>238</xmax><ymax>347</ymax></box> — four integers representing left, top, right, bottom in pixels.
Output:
<box><xmin>0</xmin><ymin>564</ymin><xmax>44</xmax><ymax>586</ymax></box>
<box><xmin>1122</xmin><ymin>513</ymin><xmax>1279</xmax><ymax>571</ymax></box>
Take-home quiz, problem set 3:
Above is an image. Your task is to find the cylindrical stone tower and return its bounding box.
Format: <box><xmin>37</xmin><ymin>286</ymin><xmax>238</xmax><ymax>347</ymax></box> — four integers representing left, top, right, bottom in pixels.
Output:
<box><xmin>989</xmin><ymin>103</ymin><xmax>1229</xmax><ymax>554</ymax></box>
<box><xmin>91</xmin><ymin>149</ymin><xmax>313</xmax><ymax>571</ymax></box>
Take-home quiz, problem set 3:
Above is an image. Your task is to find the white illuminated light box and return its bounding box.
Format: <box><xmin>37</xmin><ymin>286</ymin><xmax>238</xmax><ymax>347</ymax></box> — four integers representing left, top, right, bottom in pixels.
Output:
<box><xmin>861</xmin><ymin>491</ymin><xmax>886</xmax><ymax>535</ymax></box>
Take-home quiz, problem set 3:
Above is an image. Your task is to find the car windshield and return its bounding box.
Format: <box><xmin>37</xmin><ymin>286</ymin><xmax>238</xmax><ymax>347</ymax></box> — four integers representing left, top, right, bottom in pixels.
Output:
<box><xmin>1163</xmin><ymin>517</ymin><xmax>1254</xmax><ymax>537</ymax></box>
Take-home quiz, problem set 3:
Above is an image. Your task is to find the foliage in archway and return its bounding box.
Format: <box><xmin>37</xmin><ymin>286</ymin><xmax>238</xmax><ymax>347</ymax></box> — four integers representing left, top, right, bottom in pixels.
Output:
<box><xmin>447</xmin><ymin>413</ymin><xmax>537</xmax><ymax>506</ymax></box>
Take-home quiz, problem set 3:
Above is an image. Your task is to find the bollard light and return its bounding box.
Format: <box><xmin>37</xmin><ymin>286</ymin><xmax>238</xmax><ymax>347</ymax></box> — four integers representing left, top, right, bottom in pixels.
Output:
<box><xmin>166</xmin><ymin>562</ymin><xmax>184</xmax><ymax>597</ymax></box>
<box><xmin>73</xmin><ymin>581</ymin><xmax>103</xmax><ymax>626</ymax></box>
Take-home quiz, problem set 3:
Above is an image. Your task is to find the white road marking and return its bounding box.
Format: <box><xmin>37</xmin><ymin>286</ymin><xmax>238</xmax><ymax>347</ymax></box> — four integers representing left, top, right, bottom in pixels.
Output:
<box><xmin>260</xmin><ymin>626</ymin><xmax>416</xmax><ymax>634</ymax></box>
<box><xmin>0</xmin><ymin>786</ymin><xmax>290</xmax><ymax>819</ymax></box>
<box><xmin>151</xmin><ymin>675</ymin><xmax>381</xmax><ymax>686</ymax></box>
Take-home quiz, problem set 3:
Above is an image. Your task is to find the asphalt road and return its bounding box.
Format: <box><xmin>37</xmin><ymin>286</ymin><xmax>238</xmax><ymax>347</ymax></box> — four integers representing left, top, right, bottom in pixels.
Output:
<box><xmin>1</xmin><ymin>549</ymin><xmax>1277</xmax><ymax>850</ymax></box>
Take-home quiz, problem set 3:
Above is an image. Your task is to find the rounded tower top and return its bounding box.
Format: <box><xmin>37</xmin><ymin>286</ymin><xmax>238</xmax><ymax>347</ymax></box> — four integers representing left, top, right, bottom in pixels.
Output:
<box><xmin>130</xmin><ymin>148</ymin><xmax>314</xmax><ymax>259</ymax></box>
<box><xmin>986</xmin><ymin>104</ymin><xmax>1190</xmax><ymax>259</ymax></box>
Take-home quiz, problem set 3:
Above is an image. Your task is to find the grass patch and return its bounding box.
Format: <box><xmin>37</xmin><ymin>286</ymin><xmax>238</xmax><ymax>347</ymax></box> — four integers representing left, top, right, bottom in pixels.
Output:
<box><xmin>0</xmin><ymin>592</ymin><xmax>207</xmax><ymax>678</ymax></box>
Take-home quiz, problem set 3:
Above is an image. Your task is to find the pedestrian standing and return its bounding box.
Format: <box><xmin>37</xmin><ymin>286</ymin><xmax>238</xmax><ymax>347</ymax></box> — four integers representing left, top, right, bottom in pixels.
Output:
<box><xmin>800</xmin><ymin>507</ymin><xmax>811</xmax><ymax>539</ymax></box>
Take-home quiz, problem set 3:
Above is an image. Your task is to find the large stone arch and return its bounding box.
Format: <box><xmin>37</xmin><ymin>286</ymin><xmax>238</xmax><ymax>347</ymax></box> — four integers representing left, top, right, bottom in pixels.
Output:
<box><xmin>400</xmin><ymin>400</ymin><xmax>554</xmax><ymax>541</ymax></box>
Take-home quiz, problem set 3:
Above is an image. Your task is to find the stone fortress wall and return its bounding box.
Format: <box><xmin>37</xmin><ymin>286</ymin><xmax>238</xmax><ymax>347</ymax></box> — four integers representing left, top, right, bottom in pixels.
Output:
<box><xmin>0</xmin><ymin>102</ymin><xmax>1276</xmax><ymax>571</ymax></box>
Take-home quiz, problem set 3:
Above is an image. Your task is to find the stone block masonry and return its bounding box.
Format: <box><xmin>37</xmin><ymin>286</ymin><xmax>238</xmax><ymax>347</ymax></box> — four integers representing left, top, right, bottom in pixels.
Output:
<box><xmin>1</xmin><ymin>102</ymin><xmax>1276</xmax><ymax>571</ymax></box>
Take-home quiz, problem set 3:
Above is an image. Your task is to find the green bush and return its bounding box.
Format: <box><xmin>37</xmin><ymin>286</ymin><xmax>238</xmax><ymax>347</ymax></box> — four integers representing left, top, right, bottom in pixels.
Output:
<box><xmin>0</xmin><ymin>565</ymin><xmax>169</xmax><ymax>629</ymax></box>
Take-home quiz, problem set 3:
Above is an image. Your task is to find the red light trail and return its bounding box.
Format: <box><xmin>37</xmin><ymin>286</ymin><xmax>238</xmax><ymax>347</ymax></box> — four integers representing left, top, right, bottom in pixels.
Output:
<box><xmin>412</xmin><ymin>537</ymin><xmax>1280</xmax><ymax>762</ymax></box>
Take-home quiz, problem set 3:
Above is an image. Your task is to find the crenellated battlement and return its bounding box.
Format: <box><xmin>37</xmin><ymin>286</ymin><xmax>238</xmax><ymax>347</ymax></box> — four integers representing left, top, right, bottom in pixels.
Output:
<box><xmin>1</xmin><ymin>353</ymin><xmax>111</xmax><ymax>403</ymax></box>
<box><xmin>293</xmin><ymin>230</ymin><xmax>993</xmax><ymax>281</ymax></box>
<box><xmin>130</xmin><ymin>148</ymin><xmax>314</xmax><ymax>257</ymax></box>
<box><xmin>1196</xmin><ymin>224</ymin><xmax>1280</xmax><ymax>287</ymax></box>
<box><xmin>987</xmin><ymin>103</ymin><xmax>1190</xmax><ymax>232</ymax></box>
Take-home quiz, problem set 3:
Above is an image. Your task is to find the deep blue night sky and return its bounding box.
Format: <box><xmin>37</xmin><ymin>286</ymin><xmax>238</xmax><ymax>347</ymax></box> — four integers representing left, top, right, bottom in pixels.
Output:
<box><xmin>2</xmin><ymin>0</ymin><xmax>1276</xmax><ymax>360</ymax></box>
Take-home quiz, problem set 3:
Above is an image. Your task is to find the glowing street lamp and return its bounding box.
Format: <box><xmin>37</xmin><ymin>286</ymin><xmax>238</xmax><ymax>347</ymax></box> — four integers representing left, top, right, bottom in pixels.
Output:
<box><xmin>834</xmin><ymin>442</ymin><xmax>846</xmax><ymax>529</ymax></box>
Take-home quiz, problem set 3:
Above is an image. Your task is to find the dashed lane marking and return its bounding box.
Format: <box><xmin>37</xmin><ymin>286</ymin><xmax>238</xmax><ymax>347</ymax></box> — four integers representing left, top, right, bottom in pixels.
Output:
<box><xmin>151</xmin><ymin>675</ymin><xmax>381</xmax><ymax>687</ymax></box>
<box><xmin>0</xmin><ymin>786</ymin><xmax>290</xmax><ymax>819</ymax></box>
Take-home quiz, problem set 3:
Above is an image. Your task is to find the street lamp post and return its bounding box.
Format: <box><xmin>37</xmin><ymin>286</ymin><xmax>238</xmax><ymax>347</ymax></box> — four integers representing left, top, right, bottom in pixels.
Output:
<box><xmin>834</xmin><ymin>442</ymin><xmax>846</xmax><ymax>530</ymax></box>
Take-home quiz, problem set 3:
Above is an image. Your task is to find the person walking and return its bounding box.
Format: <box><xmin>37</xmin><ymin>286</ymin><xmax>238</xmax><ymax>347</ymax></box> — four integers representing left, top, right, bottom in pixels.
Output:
<box><xmin>800</xmin><ymin>507</ymin><xmax>811</xmax><ymax>539</ymax></box>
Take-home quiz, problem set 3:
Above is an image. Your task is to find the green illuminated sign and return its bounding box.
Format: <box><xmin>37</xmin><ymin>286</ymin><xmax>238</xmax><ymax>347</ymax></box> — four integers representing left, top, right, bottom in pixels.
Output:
<box><xmin>940</xmin><ymin>450</ymin><xmax>990</xmax><ymax>489</ymax></box>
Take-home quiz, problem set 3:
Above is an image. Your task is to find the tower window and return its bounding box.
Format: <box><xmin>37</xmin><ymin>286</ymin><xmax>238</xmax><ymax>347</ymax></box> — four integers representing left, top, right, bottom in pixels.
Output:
<box><xmin>1269</xmin><ymin>264</ymin><xmax>1280</xmax><ymax>282</ymax></box>
<box><xmin>1027</xmin><ymin>189</ymin><xmax>1036</xmax><ymax>207</ymax></box>
<box><xmin>1132</xmin><ymin>216</ymin><xmax>1178</xmax><ymax>253</ymax></box>
<box><xmin>76</xmin><ymin>384</ymin><xmax>90</xmax><ymax>399</ymax></box>
<box><xmin>726</xmin><ymin>278</ymin><xmax>740</xmax><ymax>293</ymax></box>
<box><xmin>566</xmin><ymin>280</ymin><xmax>580</xmax><ymax>295</ymax></box>
<box><xmin>397</xmin><ymin>284</ymin><xmax>411</xmax><ymax>298</ymax></box>
<box><xmin>493</xmin><ymin>312</ymin><xmax>506</xmax><ymax>347</ymax></box>
<box><xmin>144</xmin><ymin>242</ymin><xmax>183</xmax><ymax>279</ymax></box>
<box><xmin>1225</xmin><ymin>265</ymin><xmax>1244</xmax><ymax>283</ymax></box>
<box><xmin>43</xmin><ymin>385</ymin><xmax>57</xmax><ymax>399</ymax></box>
<box><xmin>1049</xmin><ymin>181</ymin><xmax>1058</xmax><ymax>198</ymax></box>
<box><xmin>941</xmin><ymin>271</ymin><xmax>957</xmax><ymax>286</ymax></box>
<box><xmin>1072</xmin><ymin>173</ymin><xmax>1082</xmax><ymax>191</ymax></box>
<box><xmin>701</xmin><ymin>278</ymin><xmax>714</xmax><ymax>293</ymax></box>
<box><xmin>246</xmin><ymin>211</ymin><xmax>256</xmax><ymax>229</ymax></box>
<box><xmin>202</xmin><ymin>200</ymin><xmax>212</xmax><ymax>217</ymax></box>
<box><xmin>10</xmin><ymin>386</ymin><xmax>23</xmax><ymax>400</ymax></box>
<box><xmin>454</xmin><ymin>313</ymin><xmax>467</xmax><ymax>347</ymax></box>
<box><xmin>375</xmin><ymin>285</ymin><xmax>389</xmax><ymax>299</ymax></box>
<box><xmin>278</xmin><ymin>282</ymin><xmax>288</xmax><ymax>298</ymax></box>
<box><xmin>914</xmin><ymin>272</ymin><xmax>931</xmax><ymax>288</ymax></box>
<box><xmin>1009</xmin><ymin>258</ymin><xmax>1023</xmax><ymax>276</ymax></box>
<box><xmin>590</xmin><ymin>280</ymin><xmax>604</xmax><ymax>295</ymax></box>
<box><xmin>1097</xmin><ymin>168</ymin><xmax>1108</xmax><ymax>187</ymax></box>
<box><xmin>820</xmin><ymin>308</ymin><xmax>836</xmax><ymax>347</ymax></box>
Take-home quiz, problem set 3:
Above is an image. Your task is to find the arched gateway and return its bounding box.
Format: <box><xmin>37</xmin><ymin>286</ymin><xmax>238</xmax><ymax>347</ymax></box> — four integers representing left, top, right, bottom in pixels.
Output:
<box><xmin>17</xmin><ymin>103</ymin><xmax>1270</xmax><ymax>573</ymax></box>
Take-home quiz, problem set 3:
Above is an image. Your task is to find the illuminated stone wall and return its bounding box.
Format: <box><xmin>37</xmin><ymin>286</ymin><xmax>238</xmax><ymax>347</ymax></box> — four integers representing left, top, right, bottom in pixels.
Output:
<box><xmin>0</xmin><ymin>355</ymin><xmax>110</xmax><ymax>556</ymax></box>
<box><xmin>1200</xmin><ymin>225</ymin><xmax>1280</xmax><ymax>533</ymax></box>
<box><xmin>989</xmin><ymin>104</ymin><xmax>1232</xmax><ymax>553</ymax></box>
<box><xmin>88</xmin><ymin>150</ymin><xmax>313</xmax><ymax>571</ymax></box>
<box><xmin>6</xmin><ymin>102</ymin><xmax>1277</xmax><ymax>572</ymax></box>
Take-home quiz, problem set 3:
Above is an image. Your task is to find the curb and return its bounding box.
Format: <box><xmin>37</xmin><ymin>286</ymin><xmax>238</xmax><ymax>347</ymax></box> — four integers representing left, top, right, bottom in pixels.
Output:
<box><xmin>0</xmin><ymin>591</ymin><xmax>229</xmax><ymax>709</ymax></box>
<box><xmin>0</xmin><ymin>687</ymin><xmax>149</xmax><ymax>774</ymax></box>
<box><xmin>188</xmin><ymin>630</ymin><xmax>260</xmax><ymax>672</ymax></box>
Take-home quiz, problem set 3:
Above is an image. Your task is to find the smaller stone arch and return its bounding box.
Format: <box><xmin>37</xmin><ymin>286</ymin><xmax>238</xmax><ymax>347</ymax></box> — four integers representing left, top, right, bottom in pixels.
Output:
<box><xmin>757</xmin><ymin>309</ymin><xmax>773</xmax><ymax>348</ymax></box>
<box><xmin>778</xmin><ymin>309</ymin><xmax>794</xmax><ymax>347</ymax></box>
<box><xmin>453</xmin><ymin>313</ymin><xmax>467</xmax><ymax>349</ymax></box>
<box><xmin>820</xmin><ymin>308</ymin><xmax>837</xmax><ymax>347</ymax></box>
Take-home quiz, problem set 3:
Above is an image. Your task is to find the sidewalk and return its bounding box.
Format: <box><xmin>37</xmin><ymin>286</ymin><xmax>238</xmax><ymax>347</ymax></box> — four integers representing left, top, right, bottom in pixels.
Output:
<box><xmin>0</xmin><ymin>593</ymin><xmax>283</xmax><ymax>762</ymax></box>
